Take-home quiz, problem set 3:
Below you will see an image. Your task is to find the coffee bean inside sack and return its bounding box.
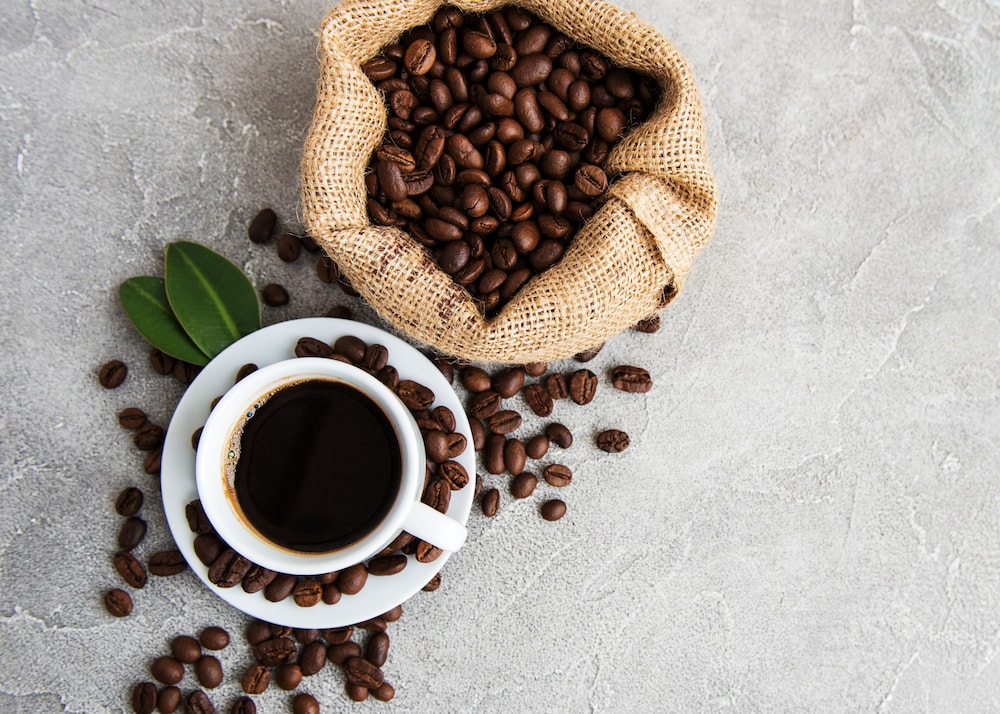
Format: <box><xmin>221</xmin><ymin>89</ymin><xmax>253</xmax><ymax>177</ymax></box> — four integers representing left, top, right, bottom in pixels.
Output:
<box><xmin>363</xmin><ymin>5</ymin><xmax>661</xmax><ymax>317</ymax></box>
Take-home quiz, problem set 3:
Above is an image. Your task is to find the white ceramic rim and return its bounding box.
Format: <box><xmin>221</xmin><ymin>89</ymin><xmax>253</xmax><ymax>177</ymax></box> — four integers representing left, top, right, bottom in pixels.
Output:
<box><xmin>195</xmin><ymin>357</ymin><xmax>425</xmax><ymax>575</ymax></box>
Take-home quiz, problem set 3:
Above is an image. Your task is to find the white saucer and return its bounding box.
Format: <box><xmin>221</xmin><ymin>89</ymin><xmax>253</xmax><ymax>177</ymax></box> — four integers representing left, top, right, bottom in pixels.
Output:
<box><xmin>160</xmin><ymin>318</ymin><xmax>474</xmax><ymax>628</ymax></box>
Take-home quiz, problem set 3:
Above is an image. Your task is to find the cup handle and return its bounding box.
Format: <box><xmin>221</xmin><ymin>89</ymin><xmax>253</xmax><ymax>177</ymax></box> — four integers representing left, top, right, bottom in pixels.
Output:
<box><xmin>401</xmin><ymin>503</ymin><xmax>467</xmax><ymax>552</ymax></box>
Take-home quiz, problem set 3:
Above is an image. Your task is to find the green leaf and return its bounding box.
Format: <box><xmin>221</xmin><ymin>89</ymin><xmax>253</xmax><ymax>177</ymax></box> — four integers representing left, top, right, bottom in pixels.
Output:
<box><xmin>119</xmin><ymin>277</ymin><xmax>211</xmax><ymax>366</ymax></box>
<box><xmin>164</xmin><ymin>241</ymin><xmax>261</xmax><ymax>358</ymax></box>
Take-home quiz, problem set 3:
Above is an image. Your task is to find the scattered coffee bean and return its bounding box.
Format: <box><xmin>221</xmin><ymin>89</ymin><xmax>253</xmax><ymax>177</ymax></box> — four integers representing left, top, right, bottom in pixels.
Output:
<box><xmin>327</xmin><ymin>641</ymin><xmax>362</xmax><ymax>666</ymax></box>
<box><xmin>293</xmin><ymin>579</ymin><xmax>323</xmax><ymax>607</ymax></box>
<box><xmin>545</xmin><ymin>372</ymin><xmax>569</xmax><ymax>400</ymax></box>
<box><xmin>261</xmin><ymin>283</ymin><xmax>290</xmax><ymax>307</ymax></box>
<box><xmin>569</xmin><ymin>369</ymin><xmax>598</xmax><ymax>405</ymax></box>
<box><xmin>422</xmin><ymin>479</ymin><xmax>451</xmax><ymax>514</ymax></box>
<box><xmin>118</xmin><ymin>407</ymin><xmax>147</xmax><ymax>430</ymax></box>
<box><xmin>543</xmin><ymin>463</ymin><xmax>573</xmax><ymax>487</ymax></box>
<box><xmin>633</xmin><ymin>314</ymin><xmax>661</xmax><ymax>333</ymax></box>
<box><xmin>186</xmin><ymin>690</ymin><xmax>215</xmax><ymax>714</ymax></box>
<box><xmin>275</xmin><ymin>663</ymin><xmax>303</xmax><ymax>690</ymax></box>
<box><xmin>276</xmin><ymin>232</ymin><xmax>302</xmax><ymax>262</ymax></box>
<box><xmin>242</xmin><ymin>664</ymin><xmax>271</xmax><ymax>694</ymax></box>
<box><xmin>148</xmin><ymin>550</ymin><xmax>187</xmax><ymax>576</ymax></box>
<box><xmin>485</xmin><ymin>433</ymin><xmax>506</xmax><ymax>474</ymax></box>
<box><xmin>541</xmin><ymin>499</ymin><xmax>567</xmax><ymax>521</ymax></box>
<box><xmin>439</xmin><ymin>460</ymin><xmax>470</xmax><ymax>490</ymax></box>
<box><xmin>611</xmin><ymin>365</ymin><xmax>653</xmax><ymax>393</ymax></box>
<box><xmin>481</xmin><ymin>488</ymin><xmax>500</xmax><ymax>516</ymax></box>
<box><xmin>596</xmin><ymin>428</ymin><xmax>630</xmax><ymax>453</ymax></box>
<box><xmin>118</xmin><ymin>517</ymin><xmax>147</xmax><ymax>551</ymax></box>
<box><xmin>525</xmin><ymin>434</ymin><xmax>549</xmax><ymax>459</ymax></box>
<box><xmin>522</xmin><ymin>383</ymin><xmax>554</xmax><ymax>417</ymax></box>
<box><xmin>546</xmin><ymin>422</ymin><xmax>573</xmax><ymax>448</ymax></box>
<box><xmin>461</xmin><ymin>366</ymin><xmax>492</xmax><ymax>392</ymax></box>
<box><xmin>131</xmin><ymin>681</ymin><xmax>157</xmax><ymax>714</ymax></box>
<box><xmin>150</xmin><ymin>656</ymin><xmax>184</xmax><ymax>685</ymax></box>
<box><xmin>345</xmin><ymin>656</ymin><xmax>385</xmax><ymax>689</ymax></box>
<box><xmin>245</xmin><ymin>621</ymin><xmax>272</xmax><ymax>646</ymax></box>
<box><xmin>382</xmin><ymin>604</ymin><xmax>404</xmax><ymax>622</ymax></box>
<box><xmin>142</xmin><ymin>447</ymin><xmax>162</xmax><ymax>475</ymax></box>
<box><xmin>368</xmin><ymin>554</ymin><xmax>408</xmax><ymax>576</ymax></box>
<box><xmin>248</xmin><ymin>208</ymin><xmax>277</xmax><ymax>244</ymax></box>
<box><xmin>196</xmin><ymin>655</ymin><xmax>223</xmax><ymax>689</ymax></box>
<box><xmin>325</xmin><ymin>304</ymin><xmax>352</xmax><ymax>318</ymax></box>
<box><xmin>300</xmin><ymin>640</ymin><xmax>328</xmax><ymax>676</ymax></box>
<box><xmin>158</xmin><ymin>685</ymin><xmax>181</xmax><ymax>714</ymax></box>
<box><xmin>397</xmin><ymin>380</ymin><xmax>435</xmax><ymax>410</ymax></box>
<box><xmin>193</xmin><ymin>533</ymin><xmax>224</xmax><ymax>566</ymax></box>
<box><xmin>104</xmin><ymin>588</ymin><xmax>133</xmax><ymax>617</ymax></box>
<box><xmin>185</xmin><ymin>500</ymin><xmax>213</xmax><ymax>535</ymax></box>
<box><xmin>132</xmin><ymin>423</ymin><xmax>164</xmax><ymax>451</ymax></box>
<box><xmin>254</xmin><ymin>637</ymin><xmax>298</xmax><ymax>667</ymax></box>
<box><xmin>172</xmin><ymin>359</ymin><xmax>201</xmax><ymax>385</ymax></box>
<box><xmin>114</xmin><ymin>550</ymin><xmax>148</xmax><ymax>589</ymax></box>
<box><xmin>524</xmin><ymin>361</ymin><xmax>547</xmax><ymax>377</ymax></box>
<box><xmin>241</xmin><ymin>565</ymin><xmax>277</xmax><ymax>594</ymax></box>
<box><xmin>235</xmin><ymin>362</ymin><xmax>258</xmax><ymax>382</ymax></box>
<box><xmin>264</xmin><ymin>573</ymin><xmax>297</xmax><ymax>602</ymax></box>
<box><xmin>365</xmin><ymin>631</ymin><xmax>391</xmax><ymax>668</ymax></box>
<box><xmin>492</xmin><ymin>367</ymin><xmax>524</xmax><ymax>398</ymax></box>
<box><xmin>293</xmin><ymin>693</ymin><xmax>321</xmax><ymax>714</ymax></box>
<box><xmin>510</xmin><ymin>471</ymin><xmax>538</xmax><ymax>499</ymax></box>
<box><xmin>488</xmin><ymin>409</ymin><xmax>522</xmax><ymax>434</ymax></box>
<box><xmin>574</xmin><ymin>344</ymin><xmax>603</xmax><ymax>362</ymax></box>
<box><xmin>416</xmin><ymin>540</ymin><xmax>443</xmax><ymax>563</ymax></box>
<box><xmin>295</xmin><ymin>336</ymin><xmax>335</xmax><ymax>358</ymax></box>
<box><xmin>468</xmin><ymin>390</ymin><xmax>502</xmax><ymax>419</ymax></box>
<box><xmin>115</xmin><ymin>486</ymin><xmax>144</xmax><ymax>516</ymax></box>
<box><xmin>423</xmin><ymin>573</ymin><xmax>442</xmax><ymax>591</ymax></box>
<box><xmin>98</xmin><ymin>359</ymin><xmax>128</xmax><ymax>389</ymax></box>
<box><xmin>356</xmin><ymin>616</ymin><xmax>388</xmax><ymax>632</ymax></box>
<box><xmin>207</xmin><ymin>549</ymin><xmax>252</xmax><ymax>588</ymax></box>
<box><xmin>346</xmin><ymin>682</ymin><xmax>369</xmax><ymax>702</ymax></box>
<box><xmin>338</xmin><ymin>563</ymin><xmax>369</xmax><ymax>595</ymax></box>
<box><xmin>373</xmin><ymin>682</ymin><xmax>396</xmax><ymax>702</ymax></box>
<box><xmin>200</xmin><ymin>625</ymin><xmax>230</xmax><ymax>650</ymax></box>
<box><xmin>231</xmin><ymin>696</ymin><xmax>257</xmax><ymax>714</ymax></box>
<box><xmin>504</xmin><ymin>437</ymin><xmax>527</xmax><ymax>474</ymax></box>
<box><xmin>170</xmin><ymin>635</ymin><xmax>202</xmax><ymax>664</ymax></box>
<box><xmin>149</xmin><ymin>349</ymin><xmax>175</xmax><ymax>375</ymax></box>
<box><xmin>191</xmin><ymin>427</ymin><xmax>203</xmax><ymax>450</ymax></box>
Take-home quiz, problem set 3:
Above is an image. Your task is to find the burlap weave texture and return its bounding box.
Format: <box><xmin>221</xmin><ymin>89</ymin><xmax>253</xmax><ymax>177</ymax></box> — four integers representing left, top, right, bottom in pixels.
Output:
<box><xmin>302</xmin><ymin>0</ymin><xmax>717</xmax><ymax>363</ymax></box>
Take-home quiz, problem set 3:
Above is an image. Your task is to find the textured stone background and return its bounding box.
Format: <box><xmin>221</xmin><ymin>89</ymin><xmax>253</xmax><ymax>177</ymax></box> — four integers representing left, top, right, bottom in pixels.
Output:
<box><xmin>1</xmin><ymin>0</ymin><xmax>999</xmax><ymax>711</ymax></box>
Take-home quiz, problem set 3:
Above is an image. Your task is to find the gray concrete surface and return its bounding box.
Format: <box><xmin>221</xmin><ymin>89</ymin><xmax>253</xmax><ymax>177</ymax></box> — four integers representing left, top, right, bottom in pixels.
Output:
<box><xmin>2</xmin><ymin>0</ymin><xmax>999</xmax><ymax>711</ymax></box>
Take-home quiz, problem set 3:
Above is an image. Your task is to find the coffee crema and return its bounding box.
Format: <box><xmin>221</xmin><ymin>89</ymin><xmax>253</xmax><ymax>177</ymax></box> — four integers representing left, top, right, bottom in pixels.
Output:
<box><xmin>226</xmin><ymin>378</ymin><xmax>401</xmax><ymax>553</ymax></box>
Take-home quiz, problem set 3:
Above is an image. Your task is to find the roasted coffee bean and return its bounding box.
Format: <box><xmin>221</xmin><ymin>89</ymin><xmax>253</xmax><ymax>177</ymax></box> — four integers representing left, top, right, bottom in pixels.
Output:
<box><xmin>185</xmin><ymin>500</ymin><xmax>213</xmax><ymax>535</ymax></box>
<box><xmin>327</xmin><ymin>640</ymin><xmax>363</xmax><ymax>666</ymax></box>
<box><xmin>634</xmin><ymin>313</ymin><xmax>661</xmax><ymax>333</ymax></box>
<box><xmin>488</xmin><ymin>409</ymin><xmax>522</xmax><ymax>434</ymax></box>
<box><xmin>357</xmin><ymin>616</ymin><xmax>388</xmax><ymax>632</ymax></box>
<box><xmin>276</xmin><ymin>232</ymin><xmax>302</xmax><ymax>262</ymax></box>
<box><xmin>245</xmin><ymin>621</ymin><xmax>272</xmax><ymax>646</ymax></box>
<box><xmin>114</xmin><ymin>551</ymin><xmax>147</xmax><ymax>589</ymax></box>
<box><xmin>275</xmin><ymin>663</ymin><xmax>303</xmax><ymax>691</ymax></box>
<box><xmin>485</xmin><ymin>433</ymin><xmax>506</xmax><ymax>474</ymax></box>
<box><xmin>186</xmin><ymin>690</ymin><xmax>215</xmax><ymax>714</ymax></box>
<box><xmin>333</xmin><ymin>335</ymin><xmax>366</xmax><ymax>363</ymax></box>
<box><xmin>242</xmin><ymin>665</ymin><xmax>271</xmax><ymax>695</ymax></box>
<box><xmin>376</xmin><ymin>364</ymin><xmax>399</xmax><ymax>390</ymax></box>
<box><xmin>115</xmin><ymin>486</ymin><xmax>144</xmax><ymax>516</ymax></box>
<box><xmin>149</xmin><ymin>348</ymin><xmax>175</xmax><ymax>375</ymax></box>
<box><xmin>596</xmin><ymin>428</ymin><xmax>630</xmax><ymax>453</ymax></box>
<box><xmin>131</xmin><ymin>681</ymin><xmax>157</xmax><ymax>714</ymax></box>
<box><xmin>156</xmin><ymin>686</ymin><xmax>180</xmax><ymax>714</ymax></box>
<box><xmin>365</xmin><ymin>631</ymin><xmax>391</xmax><ymax>667</ymax></box>
<box><xmin>118</xmin><ymin>407</ymin><xmax>147</xmax><ymax>430</ymax></box>
<box><xmin>470</xmin><ymin>418</ymin><xmax>487</xmax><ymax>451</ymax></box>
<box><xmin>133</xmin><ymin>423</ymin><xmax>164</xmax><ymax>451</ymax></box>
<box><xmin>481</xmin><ymin>487</ymin><xmax>500</xmax><ymax>516</ymax></box>
<box><xmin>372</xmin><ymin>682</ymin><xmax>396</xmax><ymax>702</ymax></box>
<box><xmin>575</xmin><ymin>343</ymin><xmax>603</xmax><ymax>362</ymax></box>
<box><xmin>525</xmin><ymin>434</ymin><xmax>550</xmax><ymax>459</ymax></box>
<box><xmin>142</xmin><ymin>447</ymin><xmax>162</xmax><ymax>476</ymax></box>
<box><xmin>416</xmin><ymin>540</ymin><xmax>444</xmax><ymax>563</ymax></box>
<box><xmin>423</xmin><ymin>479</ymin><xmax>451</xmax><ymax>513</ymax></box>
<box><xmin>98</xmin><ymin>359</ymin><xmax>128</xmax><ymax>388</ymax></box>
<box><xmin>492</xmin><ymin>367</ymin><xmax>524</xmax><ymax>397</ymax></box>
<box><xmin>522</xmin><ymin>383</ymin><xmax>554</xmax><ymax>417</ymax></box>
<box><xmin>193</xmin><ymin>534</ymin><xmax>225</xmax><ymax>566</ymax></box>
<box><xmin>196</xmin><ymin>655</ymin><xmax>223</xmax><ymax>688</ymax></box>
<box><xmin>543</xmin><ymin>463</ymin><xmax>573</xmax><ymax>487</ymax></box>
<box><xmin>397</xmin><ymin>380</ymin><xmax>435</xmax><ymax>410</ymax></box>
<box><xmin>439</xmin><ymin>460</ymin><xmax>470</xmax><ymax>489</ymax></box>
<box><xmin>363</xmin><ymin>343</ymin><xmax>389</xmax><ymax>372</ymax></box>
<box><xmin>432</xmin><ymin>405</ymin><xmax>457</xmax><ymax>432</ymax></box>
<box><xmin>468</xmin><ymin>389</ymin><xmax>502</xmax><ymax>419</ymax></box>
<box><xmin>569</xmin><ymin>369</ymin><xmax>598</xmax><ymax>405</ymax></box>
<box><xmin>261</xmin><ymin>283</ymin><xmax>290</xmax><ymax>307</ymax></box>
<box><xmin>316</xmin><ymin>256</ymin><xmax>339</xmax><ymax>283</ymax></box>
<box><xmin>294</xmin><ymin>628</ymin><xmax>320</xmax><ymax>645</ymax></box>
<box><xmin>172</xmin><ymin>359</ymin><xmax>201</xmax><ymax>385</ymax></box>
<box><xmin>541</xmin><ymin>499</ymin><xmax>568</xmax><ymax>521</ymax></box>
<box><xmin>461</xmin><ymin>366</ymin><xmax>492</xmax><ymax>392</ymax></box>
<box><xmin>325</xmin><ymin>305</ymin><xmax>351</xmax><ymax>319</ymax></box>
<box><xmin>200</xmin><ymin>626</ymin><xmax>230</xmax><ymax>650</ymax></box>
<box><xmin>170</xmin><ymin>635</ymin><xmax>202</xmax><ymax>664</ymax></box>
<box><xmin>338</xmin><ymin>563</ymin><xmax>369</xmax><ymax>595</ymax></box>
<box><xmin>346</xmin><ymin>656</ymin><xmax>385</xmax><ymax>689</ymax></box>
<box><xmin>150</xmin><ymin>656</ymin><xmax>184</xmax><ymax>685</ymax></box>
<box><xmin>149</xmin><ymin>549</ymin><xmax>187</xmax><ymax>576</ymax></box>
<box><xmin>510</xmin><ymin>471</ymin><xmax>538</xmax><ymax>499</ymax></box>
<box><xmin>545</xmin><ymin>373</ymin><xmax>569</xmax><ymax>400</ymax></box>
<box><xmin>293</xmin><ymin>693</ymin><xmax>321</xmax><ymax>714</ymax></box>
<box><xmin>463</xmin><ymin>30</ymin><xmax>497</xmax><ymax>59</ymax></box>
<box><xmin>104</xmin><ymin>588</ymin><xmax>132</xmax><ymax>617</ymax></box>
<box><xmin>241</xmin><ymin>565</ymin><xmax>276</xmax><ymax>594</ymax></box>
<box><xmin>294</xmin><ymin>337</ymin><xmax>334</xmax><ymax>358</ymax></box>
<box><xmin>207</xmin><ymin>549</ymin><xmax>252</xmax><ymax>588</ymax></box>
<box><xmin>231</xmin><ymin>696</ymin><xmax>257</xmax><ymax>714</ymax></box>
<box><xmin>504</xmin><ymin>437</ymin><xmax>527</xmax><ymax>474</ymax></box>
<box><xmin>293</xmin><ymin>579</ymin><xmax>323</xmax><ymax>607</ymax></box>
<box><xmin>611</xmin><ymin>365</ymin><xmax>653</xmax><ymax>393</ymax></box>
<box><xmin>248</xmin><ymin>208</ymin><xmax>277</xmax><ymax>243</ymax></box>
<box><xmin>423</xmin><ymin>572</ymin><xmax>443</xmax><ymax>591</ymax></box>
<box><xmin>254</xmin><ymin>637</ymin><xmax>297</xmax><ymax>666</ymax></box>
<box><xmin>368</xmin><ymin>554</ymin><xmax>408</xmax><ymax>576</ymax></box>
<box><xmin>546</xmin><ymin>422</ymin><xmax>573</xmax><ymax>448</ymax></box>
<box><xmin>118</xmin><ymin>517</ymin><xmax>147</xmax><ymax>551</ymax></box>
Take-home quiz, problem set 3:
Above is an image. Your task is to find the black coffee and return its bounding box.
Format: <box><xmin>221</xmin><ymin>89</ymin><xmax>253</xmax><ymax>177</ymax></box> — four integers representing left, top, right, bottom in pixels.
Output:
<box><xmin>230</xmin><ymin>379</ymin><xmax>401</xmax><ymax>552</ymax></box>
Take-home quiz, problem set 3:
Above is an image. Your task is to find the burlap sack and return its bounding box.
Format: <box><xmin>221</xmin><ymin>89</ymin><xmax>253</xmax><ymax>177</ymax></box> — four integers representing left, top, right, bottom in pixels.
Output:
<box><xmin>302</xmin><ymin>0</ymin><xmax>717</xmax><ymax>363</ymax></box>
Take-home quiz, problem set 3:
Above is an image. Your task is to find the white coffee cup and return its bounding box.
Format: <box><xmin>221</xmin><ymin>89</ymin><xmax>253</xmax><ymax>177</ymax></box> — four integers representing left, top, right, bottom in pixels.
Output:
<box><xmin>195</xmin><ymin>357</ymin><xmax>467</xmax><ymax>575</ymax></box>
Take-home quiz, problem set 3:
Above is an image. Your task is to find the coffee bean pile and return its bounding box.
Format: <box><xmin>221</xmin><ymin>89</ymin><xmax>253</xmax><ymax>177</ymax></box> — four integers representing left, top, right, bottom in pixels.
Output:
<box><xmin>129</xmin><ymin>627</ymin><xmax>231</xmax><ymax>713</ymax></box>
<box><xmin>242</xmin><ymin>616</ymin><xmax>398</xmax><ymax>704</ymax></box>
<box><xmin>360</xmin><ymin>5</ymin><xmax>661</xmax><ymax>316</ymax></box>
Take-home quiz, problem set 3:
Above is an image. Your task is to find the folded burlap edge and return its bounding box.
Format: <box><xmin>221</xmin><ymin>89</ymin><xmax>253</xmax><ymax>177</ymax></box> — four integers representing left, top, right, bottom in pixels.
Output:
<box><xmin>301</xmin><ymin>0</ymin><xmax>718</xmax><ymax>363</ymax></box>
